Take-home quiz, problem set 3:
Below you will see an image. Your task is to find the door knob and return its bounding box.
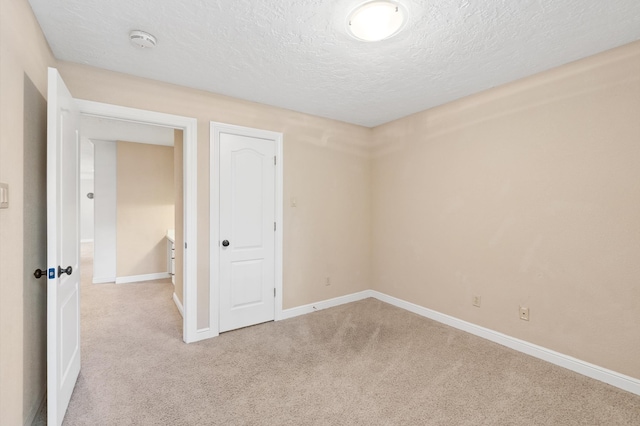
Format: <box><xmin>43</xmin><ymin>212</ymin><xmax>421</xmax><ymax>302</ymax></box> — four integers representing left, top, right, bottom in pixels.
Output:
<box><xmin>34</xmin><ymin>269</ymin><xmax>47</xmax><ymax>279</ymax></box>
<box><xmin>58</xmin><ymin>265</ymin><xmax>73</xmax><ymax>277</ymax></box>
<box><xmin>222</xmin><ymin>240</ymin><xmax>230</xmax><ymax>247</ymax></box>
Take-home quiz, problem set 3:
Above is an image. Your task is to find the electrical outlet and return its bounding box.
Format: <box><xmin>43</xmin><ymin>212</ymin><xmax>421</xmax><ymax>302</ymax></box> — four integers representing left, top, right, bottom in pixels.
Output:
<box><xmin>519</xmin><ymin>307</ymin><xmax>530</xmax><ymax>321</ymax></box>
<box><xmin>472</xmin><ymin>295</ymin><xmax>481</xmax><ymax>307</ymax></box>
<box><xmin>325</xmin><ymin>277</ymin><xmax>331</xmax><ymax>286</ymax></box>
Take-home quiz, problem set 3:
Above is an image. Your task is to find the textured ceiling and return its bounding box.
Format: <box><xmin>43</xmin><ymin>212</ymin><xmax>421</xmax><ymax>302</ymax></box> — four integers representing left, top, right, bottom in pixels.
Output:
<box><xmin>29</xmin><ymin>0</ymin><xmax>640</xmax><ymax>127</ymax></box>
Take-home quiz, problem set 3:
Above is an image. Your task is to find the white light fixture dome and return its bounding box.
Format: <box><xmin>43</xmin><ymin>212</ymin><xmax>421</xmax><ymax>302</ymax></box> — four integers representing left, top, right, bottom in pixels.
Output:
<box><xmin>347</xmin><ymin>1</ymin><xmax>407</xmax><ymax>42</ymax></box>
<box><xmin>129</xmin><ymin>30</ymin><xmax>157</xmax><ymax>49</ymax></box>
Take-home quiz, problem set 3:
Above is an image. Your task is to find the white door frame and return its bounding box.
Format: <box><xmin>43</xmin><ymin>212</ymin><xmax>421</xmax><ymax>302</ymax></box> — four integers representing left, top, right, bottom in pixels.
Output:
<box><xmin>75</xmin><ymin>100</ymin><xmax>202</xmax><ymax>343</ymax></box>
<box><xmin>210</xmin><ymin>122</ymin><xmax>283</xmax><ymax>337</ymax></box>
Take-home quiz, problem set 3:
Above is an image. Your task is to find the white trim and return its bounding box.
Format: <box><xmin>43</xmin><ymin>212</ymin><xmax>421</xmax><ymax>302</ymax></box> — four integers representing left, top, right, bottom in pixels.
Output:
<box><xmin>115</xmin><ymin>272</ymin><xmax>170</xmax><ymax>284</ymax></box>
<box><xmin>369</xmin><ymin>290</ymin><xmax>640</xmax><ymax>396</ymax></box>
<box><xmin>173</xmin><ymin>293</ymin><xmax>184</xmax><ymax>317</ymax></box>
<box><xmin>209</xmin><ymin>122</ymin><xmax>284</xmax><ymax>339</ymax></box>
<box><xmin>80</xmin><ymin>239</ymin><xmax>94</xmax><ymax>243</ymax></box>
<box><xmin>92</xmin><ymin>276</ymin><xmax>115</xmax><ymax>284</ymax></box>
<box><xmin>273</xmin><ymin>132</ymin><xmax>284</xmax><ymax>321</ymax></box>
<box><xmin>279</xmin><ymin>290</ymin><xmax>373</xmax><ymax>320</ymax></box>
<box><xmin>207</xmin><ymin>123</ymin><xmax>221</xmax><ymax>341</ymax></box>
<box><xmin>75</xmin><ymin>99</ymin><xmax>198</xmax><ymax>343</ymax></box>
<box><xmin>24</xmin><ymin>389</ymin><xmax>46</xmax><ymax>426</ymax></box>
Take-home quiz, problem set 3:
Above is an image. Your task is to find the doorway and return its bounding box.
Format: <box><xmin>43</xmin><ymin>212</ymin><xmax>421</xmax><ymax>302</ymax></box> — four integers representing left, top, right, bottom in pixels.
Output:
<box><xmin>76</xmin><ymin>100</ymin><xmax>201</xmax><ymax>342</ymax></box>
<box><xmin>79</xmin><ymin>117</ymin><xmax>178</xmax><ymax>287</ymax></box>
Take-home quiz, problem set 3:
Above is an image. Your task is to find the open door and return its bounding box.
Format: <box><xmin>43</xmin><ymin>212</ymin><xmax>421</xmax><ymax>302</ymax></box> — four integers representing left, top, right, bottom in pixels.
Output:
<box><xmin>47</xmin><ymin>67</ymin><xmax>81</xmax><ymax>426</ymax></box>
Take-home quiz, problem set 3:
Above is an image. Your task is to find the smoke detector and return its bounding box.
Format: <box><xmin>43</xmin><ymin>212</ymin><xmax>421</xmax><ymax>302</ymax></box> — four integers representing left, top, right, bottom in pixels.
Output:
<box><xmin>129</xmin><ymin>30</ymin><xmax>157</xmax><ymax>49</ymax></box>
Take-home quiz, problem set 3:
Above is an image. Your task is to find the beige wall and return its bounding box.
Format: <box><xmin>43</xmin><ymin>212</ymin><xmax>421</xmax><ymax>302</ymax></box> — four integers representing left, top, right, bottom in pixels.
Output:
<box><xmin>116</xmin><ymin>141</ymin><xmax>175</xmax><ymax>277</ymax></box>
<box><xmin>21</xmin><ymin>74</ymin><xmax>48</xmax><ymax>425</ymax></box>
<box><xmin>58</xmin><ymin>61</ymin><xmax>373</xmax><ymax>328</ymax></box>
<box><xmin>371</xmin><ymin>41</ymin><xmax>640</xmax><ymax>380</ymax></box>
<box><xmin>174</xmin><ymin>130</ymin><xmax>184</xmax><ymax>303</ymax></box>
<box><xmin>0</xmin><ymin>0</ymin><xmax>56</xmax><ymax>424</ymax></box>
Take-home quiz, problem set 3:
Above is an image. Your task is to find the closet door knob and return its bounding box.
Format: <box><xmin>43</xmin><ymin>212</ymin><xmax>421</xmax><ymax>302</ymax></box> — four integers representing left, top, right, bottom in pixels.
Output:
<box><xmin>222</xmin><ymin>240</ymin><xmax>230</xmax><ymax>247</ymax></box>
<box><xmin>34</xmin><ymin>269</ymin><xmax>46</xmax><ymax>279</ymax></box>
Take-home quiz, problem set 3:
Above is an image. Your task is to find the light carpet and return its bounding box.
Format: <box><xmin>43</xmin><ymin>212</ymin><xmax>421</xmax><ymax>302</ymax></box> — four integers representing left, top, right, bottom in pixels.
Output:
<box><xmin>44</xmin><ymin>245</ymin><xmax>640</xmax><ymax>425</ymax></box>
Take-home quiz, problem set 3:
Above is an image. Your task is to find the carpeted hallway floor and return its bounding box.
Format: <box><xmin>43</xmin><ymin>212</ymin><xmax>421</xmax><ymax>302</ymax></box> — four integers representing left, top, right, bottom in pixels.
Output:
<box><xmin>45</xmin><ymin>244</ymin><xmax>640</xmax><ymax>425</ymax></box>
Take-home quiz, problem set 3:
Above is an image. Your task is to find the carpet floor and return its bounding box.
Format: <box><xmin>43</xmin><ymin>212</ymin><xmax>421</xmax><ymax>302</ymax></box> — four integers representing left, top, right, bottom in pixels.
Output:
<box><xmin>48</xmin><ymin>244</ymin><xmax>640</xmax><ymax>425</ymax></box>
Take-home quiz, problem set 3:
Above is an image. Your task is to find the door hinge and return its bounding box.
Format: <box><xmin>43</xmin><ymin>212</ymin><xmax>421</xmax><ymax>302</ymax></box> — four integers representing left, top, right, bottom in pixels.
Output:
<box><xmin>185</xmin><ymin>242</ymin><xmax>187</xmax><ymax>249</ymax></box>
<box><xmin>274</xmin><ymin>222</ymin><xmax>276</xmax><ymax>231</ymax></box>
<box><xmin>274</xmin><ymin>156</ymin><xmax>276</xmax><ymax>165</ymax></box>
<box><xmin>274</xmin><ymin>288</ymin><xmax>276</xmax><ymax>298</ymax></box>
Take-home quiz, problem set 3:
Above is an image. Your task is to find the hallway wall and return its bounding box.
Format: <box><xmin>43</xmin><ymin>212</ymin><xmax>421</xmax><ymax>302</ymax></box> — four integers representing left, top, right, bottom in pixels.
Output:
<box><xmin>116</xmin><ymin>141</ymin><xmax>175</xmax><ymax>278</ymax></box>
<box><xmin>92</xmin><ymin>140</ymin><xmax>117</xmax><ymax>282</ymax></box>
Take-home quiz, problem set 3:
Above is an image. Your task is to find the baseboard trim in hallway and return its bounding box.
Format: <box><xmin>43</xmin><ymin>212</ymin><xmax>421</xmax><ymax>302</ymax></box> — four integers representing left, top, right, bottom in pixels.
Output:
<box><xmin>173</xmin><ymin>292</ymin><xmax>184</xmax><ymax>317</ymax></box>
<box><xmin>115</xmin><ymin>272</ymin><xmax>170</xmax><ymax>284</ymax></box>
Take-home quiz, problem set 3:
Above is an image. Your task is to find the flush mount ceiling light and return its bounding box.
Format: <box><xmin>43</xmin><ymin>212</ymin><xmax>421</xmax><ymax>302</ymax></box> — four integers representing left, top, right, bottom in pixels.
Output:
<box><xmin>129</xmin><ymin>30</ymin><xmax>157</xmax><ymax>49</ymax></box>
<box><xmin>347</xmin><ymin>1</ymin><xmax>407</xmax><ymax>42</ymax></box>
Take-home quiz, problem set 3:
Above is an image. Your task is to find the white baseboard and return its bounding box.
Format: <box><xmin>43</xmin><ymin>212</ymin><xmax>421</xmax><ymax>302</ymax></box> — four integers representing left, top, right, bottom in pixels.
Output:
<box><xmin>369</xmin><ymin>290</ymin><xmax>640</xmax><ymax>396</ymax></box>
<box><xmin>278</xmin><ymin>290</ymin><xmax>373</xmax><ymax>321</ymax></box>
<box><xmin>93</xmin><ymin>276</ymin><xmax>115</xmax><ymax>284</ymax></box>
<box><xmin>115</xmin><ymin>272</ymin><xmax>170</xmax><ymax>284</ymax></box>
<box><xmin>173</xmin><ymin>292</ymin><xmax>184</xmax><ymax>317</ymax></box>
<box><xmin>24</xmin><ymin>390</ymin><xmax>46</xmax><ymax>426</ymax></box>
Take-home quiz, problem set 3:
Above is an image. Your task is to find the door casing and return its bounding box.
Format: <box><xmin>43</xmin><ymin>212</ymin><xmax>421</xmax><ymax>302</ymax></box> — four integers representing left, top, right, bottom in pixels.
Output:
<box><xmin>210</xmin><ymin>122</ymin><xmax>284</xmax><ymax>337</ymax></box>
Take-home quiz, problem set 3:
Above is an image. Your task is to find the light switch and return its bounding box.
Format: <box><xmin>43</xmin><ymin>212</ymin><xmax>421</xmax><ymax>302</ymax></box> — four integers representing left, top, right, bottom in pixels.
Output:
<box><xmin>0</xmin><ymin>183</ymin><xmax>8</xmax><ymax>209</ymax></box>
